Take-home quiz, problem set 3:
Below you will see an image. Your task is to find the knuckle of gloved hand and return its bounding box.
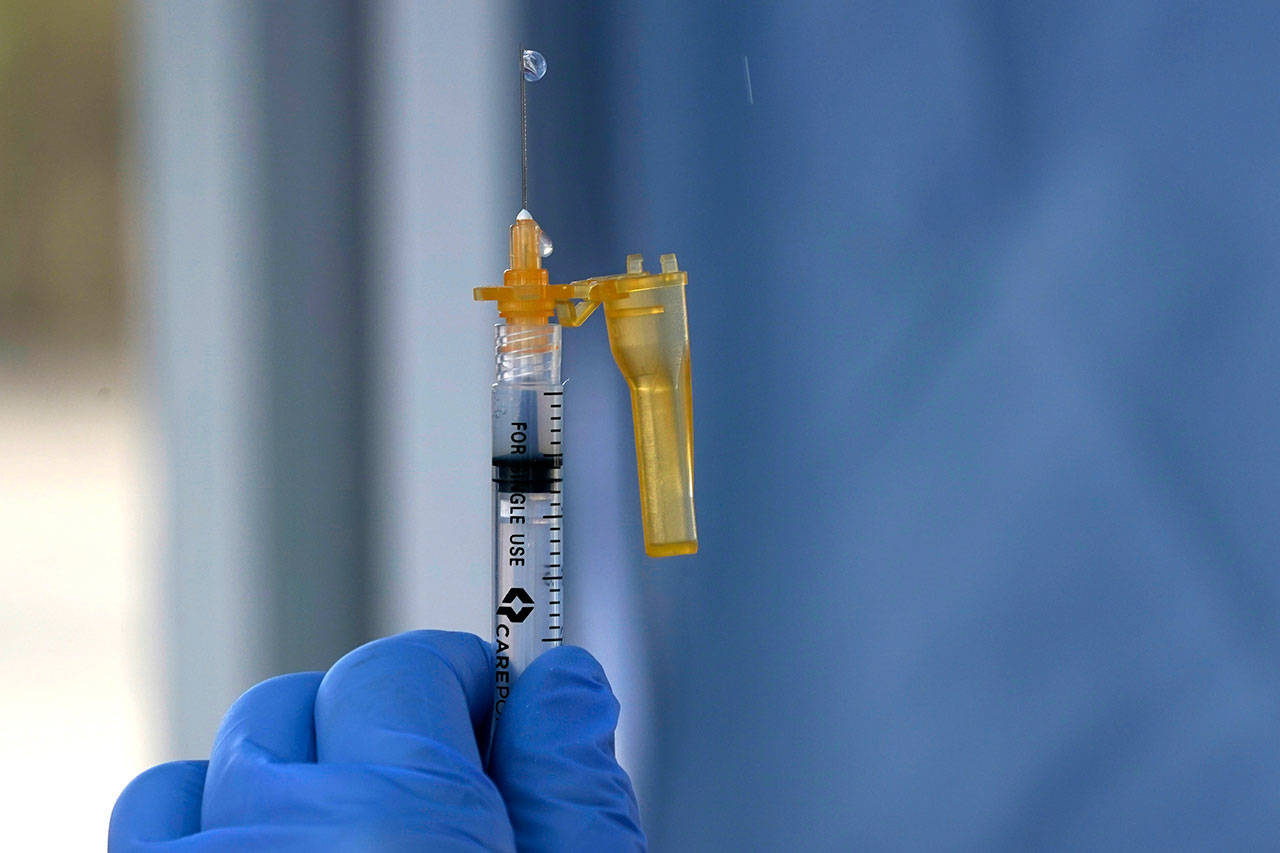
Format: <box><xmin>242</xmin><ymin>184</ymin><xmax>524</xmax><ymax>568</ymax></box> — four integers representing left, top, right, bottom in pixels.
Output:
<box><xmin>349</xmin><ymin>629</ymin><xmax>486</xmax><ymax>669</ymax></box>
<box><xmin>370</xmin><ymin>760</ymin><xmax>495</xmax><ymax>802</ymax></box>
<box><xmin>319</xmin><ymin>630</ymin><xmax>491</xmax><ymax>707</ymax></box>
<box><xmin>419</xmin><ymin>754</ymin><xmax>505</xmax><ymax>809</ymax></box>
<box><xmin>366</xmin><ymin>762</ymin><xmax>509</xmax><ymax>839</ymax></box>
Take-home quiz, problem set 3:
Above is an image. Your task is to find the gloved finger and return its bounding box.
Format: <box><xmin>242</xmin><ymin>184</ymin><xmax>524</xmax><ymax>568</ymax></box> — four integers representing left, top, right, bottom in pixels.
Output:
<box><xmin>108</xmin><ymin>760</ymin><xmax>206</xmax><ymax>850</ymax></box>
<box><xmin>489</xmin><ymin>646</ymin><xmax>645</xmax><ymax>852</ymax></box>
<box><xmin>200</xmin><ymin>761</ymin><xmax>512</xmax><ymax>844</ymax></box>
<box><xmin>314</xmin><ymin>630</ymin><xmax>493</xmax><ymax>771</ymax></box>
<box><xmin>188</xmin><ymin>825</ymin><xmax>451</xmax><ymax>852</ymax></box>
<box><xmin>313</xmin><ymin>630</ymin><xmax>512</xmax><ymax>850</ymax></box>
<box><xmin>200</xmin><ymin>672</ymin><xmax>324</xmax><ymax>829</ymax></box>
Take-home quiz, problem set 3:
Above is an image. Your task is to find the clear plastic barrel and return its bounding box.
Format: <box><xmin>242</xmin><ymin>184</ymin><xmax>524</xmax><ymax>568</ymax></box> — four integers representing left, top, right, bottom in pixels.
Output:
<box><xmin>491</xmin><ymin>323</ymin><xmax>563</xmax><ymax>721</ymax></box>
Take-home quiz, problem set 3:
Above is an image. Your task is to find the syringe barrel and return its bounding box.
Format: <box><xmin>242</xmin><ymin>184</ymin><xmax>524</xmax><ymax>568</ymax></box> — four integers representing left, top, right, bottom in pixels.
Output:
<box><xmin>491</xmin><ymin>323</ymin><xmax>563</xmax><ymax>722</ymax></box>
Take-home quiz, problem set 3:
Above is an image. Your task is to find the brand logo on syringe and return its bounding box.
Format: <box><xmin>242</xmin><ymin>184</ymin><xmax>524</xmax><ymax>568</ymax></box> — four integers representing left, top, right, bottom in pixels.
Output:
<box><xmin>497</xmin><ymin>586</ymin><xmax>534</xmax><ymax>623</ymax></box>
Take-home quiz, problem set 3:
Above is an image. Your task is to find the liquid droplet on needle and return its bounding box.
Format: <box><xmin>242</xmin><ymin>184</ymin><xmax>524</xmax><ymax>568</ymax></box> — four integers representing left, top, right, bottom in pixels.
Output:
<box><xmin>521</xmin><ymin>49</ymin><xmax>547</xmax><ymax>82</ymax></box>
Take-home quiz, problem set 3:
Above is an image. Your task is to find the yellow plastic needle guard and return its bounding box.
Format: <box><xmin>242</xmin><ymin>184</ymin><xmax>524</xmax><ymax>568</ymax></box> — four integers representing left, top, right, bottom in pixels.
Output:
<box><xmin>475</xmin><ymin>214</ymin><xmax>697</xmax><ymax>557</ymax></box>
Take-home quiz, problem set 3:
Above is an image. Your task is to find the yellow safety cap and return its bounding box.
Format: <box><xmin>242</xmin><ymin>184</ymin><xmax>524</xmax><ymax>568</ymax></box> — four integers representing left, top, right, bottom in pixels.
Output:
<box><xmin>560</xmin><ymin>253</ymin><xmax>697</xmax><ymax>557</ymax></box>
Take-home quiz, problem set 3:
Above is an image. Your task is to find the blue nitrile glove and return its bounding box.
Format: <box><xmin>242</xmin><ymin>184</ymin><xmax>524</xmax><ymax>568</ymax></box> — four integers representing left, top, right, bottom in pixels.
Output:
<box><xmin>109</xmin><ymin>630</ymin><xmax>644</xmax><ymax>852</ymax></box>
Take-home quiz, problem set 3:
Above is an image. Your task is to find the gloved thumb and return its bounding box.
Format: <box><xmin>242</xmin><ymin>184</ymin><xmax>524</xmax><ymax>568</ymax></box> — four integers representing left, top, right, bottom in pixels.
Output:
<box><xmin>487</xmin><ymin>646</ymin><xmax>645</xmax><ymax>852</ymax></box>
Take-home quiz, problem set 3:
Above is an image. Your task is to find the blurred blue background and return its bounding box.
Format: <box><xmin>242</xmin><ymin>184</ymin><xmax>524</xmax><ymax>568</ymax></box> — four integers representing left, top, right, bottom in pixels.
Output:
<box><xmin>559</xmin><ymin>3</ymin><xmax>1280</xmax><ymax>849</ymax></box>
<box><xmin>2</xmin><ymin>1</ymin><xmax>1278</xmax><ymax>848</ymax></box>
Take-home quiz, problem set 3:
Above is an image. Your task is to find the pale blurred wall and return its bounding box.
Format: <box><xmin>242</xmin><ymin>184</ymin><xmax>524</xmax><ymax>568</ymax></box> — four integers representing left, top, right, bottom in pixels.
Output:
<box><xmin>136</xmin><ymin>0</ymin><xmax>513</xmax><ymax>757</ymax></box>
<box><xmin>0</xmin><ymin>1</ymin><xmax>160</xmax><ymax>848</ymax></box>
<box><xmin>364</xmin><ymin>0</ymin><xmax>511</xmax><ymax>650</ymax></box>
<box><xmin>0</xmin><ymin>0</ymin><xmax>125</xmax><ymax>350</ymax></box>
<box><xmin>137</xmin><ymin>0</ymin><xmax>370</xmax><ymax>755</ymax></box>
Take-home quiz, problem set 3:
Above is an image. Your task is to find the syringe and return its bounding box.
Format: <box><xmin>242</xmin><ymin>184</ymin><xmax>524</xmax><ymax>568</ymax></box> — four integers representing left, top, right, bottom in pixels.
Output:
<box><xmin>475</xmin><ymin>49</ymin><xmax>698</xmax><ymax>724</ymax></box>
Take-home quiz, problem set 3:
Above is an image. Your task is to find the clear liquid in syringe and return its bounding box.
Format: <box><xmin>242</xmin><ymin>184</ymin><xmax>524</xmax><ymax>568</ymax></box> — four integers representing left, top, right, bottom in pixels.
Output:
<box><xmin>492</xmin><ymin>386</ymin><xmax>563</xmax><ymax>719</ymax></box>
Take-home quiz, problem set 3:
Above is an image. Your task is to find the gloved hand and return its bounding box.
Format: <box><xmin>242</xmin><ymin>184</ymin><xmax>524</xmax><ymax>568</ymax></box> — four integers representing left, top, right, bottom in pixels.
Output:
<box><xmin>109</xmin><ymin>631</ymin><xmax>644</xmax><ymax>852</ymax></box>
